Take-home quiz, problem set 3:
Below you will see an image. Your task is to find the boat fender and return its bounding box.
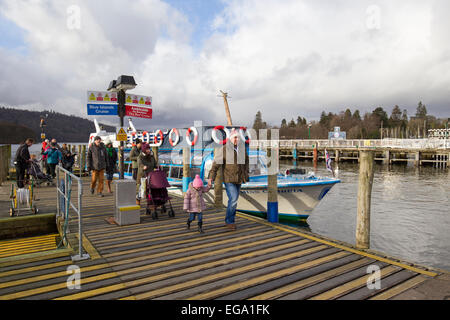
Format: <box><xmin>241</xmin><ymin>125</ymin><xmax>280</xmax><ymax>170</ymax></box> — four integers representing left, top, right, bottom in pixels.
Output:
<box><xmin>154</xmin><ymin>129</ymin><xmax>164</xmax><ymax>147</ymax></box>
<box><xmin>212</xmin><ymin>126</ymin><xmax>230</xmax><ymax>145</ymax></box>
<box><xmin>186</xmin><ymin>127</ymin><xmax>198</xmax><ymax>146</ymax></box>
<box><xmin>239</xmin><ymin>126</ymin><xmax>251</xmax><ymax>144</ymax></box>
<box><xmin>169</xmin><ymin>128</ymin><xmax>180</xmax><ymax>147</ymax></box>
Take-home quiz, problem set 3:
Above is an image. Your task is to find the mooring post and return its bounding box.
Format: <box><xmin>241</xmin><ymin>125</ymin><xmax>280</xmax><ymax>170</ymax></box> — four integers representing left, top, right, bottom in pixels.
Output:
<box><xmin>182</xmin><ymin>147</ymin><xmax>190</xmax><ymax>194</ymax></box>
<box><xmin>213</xmin><ymin>147</ymin><xmax>224</xmax><ymax>208</ymax></box>
<box><xmin>447</xmin><ymin>152</ymin><xmax>450</xmax><ymax>168</ymax></box>
<box><xmin>383</xmin><ymin>149</ymin><xmax>390</xmax><ymax>165</ymax></box>
<box><xmin>313</xmin><ymin>143</ymin><xmax>318</xmax><ymax>169</ymax></box>
<box><xmin>414</xmin><ymin>151</ymin><xmax>421</xmax><ymax>167</ymax></box>
<box><xmin>356</xmin><ymin>150</ymin><xmax>375</xmax><ymax>249</ymax></box>
<box><xmin>267</xmin><ymin>146</ymin><xmax>279</xmax><ymax>223</ymax></box>
<box><xmin>335</xmin><ymin>149</ymin><xmax>340</xmax><ymax>163</ymax></box>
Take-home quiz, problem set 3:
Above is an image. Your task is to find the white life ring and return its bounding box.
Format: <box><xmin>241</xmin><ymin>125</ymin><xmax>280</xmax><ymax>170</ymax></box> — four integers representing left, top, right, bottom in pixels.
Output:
<box><xmin>239</xmin><ymin>127</ymin><xmax>251</xmax><ymax>144</ymax></box>
<box><xmin>186</xmin><ymin>127</ymin><xmax>198</xmax><ymax>146</ymax></box>
<box><xmin>212</xmin><ymin>126</ymin><xmax>230</xmax><ymax>145</ymax></box>
<box><xmin>89</xmin><ymin>135</ymin><xmax>95</xmax><ymax>145</ymax></box>
<box><xmin>169</xmin><ymin>128</ymin><xmax>180</xmax><ymax>147</ymax></box>
<box><xmin>153</xmin><ymin>129</ymin><xmax>164</xmax><ymax>147</ymax></box>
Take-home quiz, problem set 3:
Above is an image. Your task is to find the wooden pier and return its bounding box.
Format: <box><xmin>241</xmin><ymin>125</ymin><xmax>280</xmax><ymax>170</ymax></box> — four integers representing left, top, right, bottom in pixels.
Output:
<box><xmin>0</xmin><ymin>178</ymin><xmax>447</xmax><ymax>300</ymax></box>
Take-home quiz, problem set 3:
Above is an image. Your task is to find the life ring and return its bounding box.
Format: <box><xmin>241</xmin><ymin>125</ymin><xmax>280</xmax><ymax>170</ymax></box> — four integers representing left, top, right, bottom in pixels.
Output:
<box><xmin>169</xmin><ymin>128</ymin><xmax>180</xmax><ymax>147</ymax></box>
<box><xmin>89</xmin><ymin>135</ymin><xmax>94</xmax><ymax>145</ymax></box>
<box><xmin>153</xmin><ymin>129</ymin><xmax>164</xmax><ymax>147</ymax></box>
<box><xmin>212</xmin><ymin>126</ymin><xmax>230</xmax><ymax>145</ymax></box>
<box><xmin>186</xmin><ymin>127</ymin><xmax>198</xmax><ymax>146</ymax></box>
<box><xmin>239</xmin><ymin>127</ymin><xmax>251</xmax><ymax>144</ymax></box>
<box><xmin>142</xmin><ymin>131</ymin><xmax>149</xmax><ymax>143</ymax></box>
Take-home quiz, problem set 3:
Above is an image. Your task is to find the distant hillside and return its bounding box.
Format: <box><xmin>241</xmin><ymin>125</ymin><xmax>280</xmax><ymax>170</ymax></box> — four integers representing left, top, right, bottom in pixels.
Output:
<box><xmin>0</xmin><ymin>107</ymin><xmax>115</xmax><ymax>143</ymax></box>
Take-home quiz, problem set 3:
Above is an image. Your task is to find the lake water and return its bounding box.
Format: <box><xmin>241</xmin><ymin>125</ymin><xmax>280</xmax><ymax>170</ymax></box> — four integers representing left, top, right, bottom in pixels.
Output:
<box><xmin>7</xmin><ymin>144</ymin><xmax>450</xmax><ymax>271</ymax></box>
<box><xmin>281</xmin><ymin>160</ymin><xmax>450</xmax><ymax>272</ymax></box>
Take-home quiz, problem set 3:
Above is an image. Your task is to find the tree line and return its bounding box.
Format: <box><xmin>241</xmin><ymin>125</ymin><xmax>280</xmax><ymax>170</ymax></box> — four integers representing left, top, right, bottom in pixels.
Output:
<box><xmin>252</xmin><ymin>102</ymin><xmax>449</xmax><ymax>139</ymax></box>
<box><xmin>0</xmin><ymin>107</ymin><xmax>115</xmax><ymax>144</ymax></box>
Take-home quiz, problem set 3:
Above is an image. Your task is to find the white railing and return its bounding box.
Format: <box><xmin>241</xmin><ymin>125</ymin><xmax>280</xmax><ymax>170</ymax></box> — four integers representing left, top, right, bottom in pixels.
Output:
<box><xmin>250</xmin><ymin>139</ymin><xmax>450</xmax><ymax>150</ymax></box>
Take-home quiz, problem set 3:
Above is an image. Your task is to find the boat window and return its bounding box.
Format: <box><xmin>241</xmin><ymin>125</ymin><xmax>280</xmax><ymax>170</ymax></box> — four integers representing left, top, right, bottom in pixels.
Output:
<box><xmin>161</xmin><ymin>166</ymin><xmax>170</xmax><ymax>177</ymax></box>
<box><xmin>171</xmin><ymin>167</ymin><xmax>182</xmax><ymax>179</ymax></box>
<box><xmin>190</xmin><ymin>167</ymin><xmax>201</xmax><ymax>179</ymax></box>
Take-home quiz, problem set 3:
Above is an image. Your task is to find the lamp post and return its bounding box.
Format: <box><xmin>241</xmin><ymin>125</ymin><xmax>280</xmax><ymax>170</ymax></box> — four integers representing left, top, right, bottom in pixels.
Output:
<box><xmin>108</xmin><ymin>75</ymin><xmax>137</xmax><ymax>179</ymax></box>
<box><xmin>308</xmin><ymin>123</ymin><xmax>312</xmax><ymax>139</ymax></box>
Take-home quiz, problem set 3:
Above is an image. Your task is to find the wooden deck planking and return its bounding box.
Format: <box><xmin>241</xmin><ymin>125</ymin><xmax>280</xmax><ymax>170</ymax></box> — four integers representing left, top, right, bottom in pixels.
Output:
<box><xmin>0</xmin><ymin>178</ymin><xmax>440</xmax><ymax>300</ymax></box>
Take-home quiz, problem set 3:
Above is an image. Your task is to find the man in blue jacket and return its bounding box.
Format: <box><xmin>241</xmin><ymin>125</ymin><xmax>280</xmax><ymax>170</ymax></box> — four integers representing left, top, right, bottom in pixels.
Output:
<box><xmin>43</xmin><ymin>141</ymin><xmax>63</xmax><ymax>179</ymax></box>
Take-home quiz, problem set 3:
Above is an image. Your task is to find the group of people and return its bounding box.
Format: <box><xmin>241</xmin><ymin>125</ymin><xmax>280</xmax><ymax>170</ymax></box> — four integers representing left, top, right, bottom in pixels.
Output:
<box><xmin>14</xmin><ymin>137</ymin><xmax>79</xmax><ymax>188</ymax></box>
<box><xmin>125</xmin><ymin>128</ymin><xmax>249</xmax><ymax>233</ymax></box>
<box><xmin>35</xmin><ymin>128</ymin><xmax>248</xmax><ymax>233</ymax></box>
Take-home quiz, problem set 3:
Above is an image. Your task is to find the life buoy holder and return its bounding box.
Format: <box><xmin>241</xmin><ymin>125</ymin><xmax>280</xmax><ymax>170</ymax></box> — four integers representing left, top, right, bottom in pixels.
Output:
<box><xmin>169</xmin><ymin>128</ymin><xmax>180</xmax><ymax>147</ymax></box>
<box><xmin>153</xmin><ymin>129</ymin><xmax>164</xmax><ymax>147</ymax></box>
<box><xmin>186</xmin><ymin>127</ymin><xmax>198</xmax><ymax>146</ymax></box>
<box><xmin>239</xmin><ymin>127</ymin><xmax>251</xmax><ymax>144</ymax></box>
<box><xmin>212</xmin><ymin>126</ymin><xmax>230</xmax><ymax>145</ymax></box>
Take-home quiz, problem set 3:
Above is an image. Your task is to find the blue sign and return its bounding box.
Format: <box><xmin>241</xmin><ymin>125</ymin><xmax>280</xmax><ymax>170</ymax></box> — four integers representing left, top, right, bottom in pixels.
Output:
<box><xmin>87</xmin><ymin>104</ymin><xmax>118</xmax><ymax>116</ymax></box>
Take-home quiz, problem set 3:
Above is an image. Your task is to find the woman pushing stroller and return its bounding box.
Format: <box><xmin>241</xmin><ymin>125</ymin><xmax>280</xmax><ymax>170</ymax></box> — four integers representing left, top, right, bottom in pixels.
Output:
<box><xmin>136</xmin><ymin>143</ymin><xmax>157</xmax><ymax>205</ymax></box>
<box><xmin>183</xmin><ymin>175</ymin><xmax>212</xmax><ymax>233</ymax></box>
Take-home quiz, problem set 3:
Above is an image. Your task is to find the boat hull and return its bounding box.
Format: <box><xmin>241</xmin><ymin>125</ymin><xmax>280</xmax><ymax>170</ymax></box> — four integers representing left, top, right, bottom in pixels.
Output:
<box><xmin>169</xmin><ymin>181</ymin><xmax>337</xmax><ymax>222</ymax></box>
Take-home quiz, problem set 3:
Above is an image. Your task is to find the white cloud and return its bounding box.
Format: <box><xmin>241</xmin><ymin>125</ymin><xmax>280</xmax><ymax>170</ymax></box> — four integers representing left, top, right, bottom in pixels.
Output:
<box><xmin>0</xmin><ymin>0</ymin><xmax>449</xmax><ymax>131</ymax></box>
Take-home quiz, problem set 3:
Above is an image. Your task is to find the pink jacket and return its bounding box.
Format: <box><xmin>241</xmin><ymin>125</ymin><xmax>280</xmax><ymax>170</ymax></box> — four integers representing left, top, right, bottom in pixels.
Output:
<box><xmin>183</xmin><ymin>183</ymin><xmax>211</xmax><ymax>213</ymax></box>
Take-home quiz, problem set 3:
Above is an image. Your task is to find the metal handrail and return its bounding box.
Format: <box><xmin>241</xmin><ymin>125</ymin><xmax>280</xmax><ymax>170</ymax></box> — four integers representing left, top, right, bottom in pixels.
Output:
<box><xmin>56</xmin><ymin>165</ymin><xmax>90</xmax><ymax>261</ymax></box>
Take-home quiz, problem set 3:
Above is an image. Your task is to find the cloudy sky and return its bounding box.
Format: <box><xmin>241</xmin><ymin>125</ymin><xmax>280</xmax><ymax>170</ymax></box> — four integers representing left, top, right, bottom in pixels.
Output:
<box><xmin>0</xmin><ymin>0</ymin><xmax>449</xmax><ymax>130</ymax></box>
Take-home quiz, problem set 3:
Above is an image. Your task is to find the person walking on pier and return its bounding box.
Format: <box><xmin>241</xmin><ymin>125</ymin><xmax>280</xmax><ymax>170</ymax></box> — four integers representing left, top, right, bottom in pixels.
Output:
<box><xmin>14</xmin><ymin>138</ymin><xmax>34</xmax><ymax>188</ymax></box>
<box><xmin>87</xmin><ymin>136</ymin><xmax>108</xmax><ymax>197</ymax></box>
<box><xmin>184</xmin><ymin>175</ymin><xmax>212</xmax><ymax>233</ymax></box>
<box><xmin>130</xmin><ymin>138</ymin><xmax>142</xmax><ymax>180</ymax></box>
<box><xmin>42</xmin><ymin>141</ymin><xmax>62</xmax><ymax>179</ymax></box>
<box><xmin>105</xmin><ymin>140</ymin><xmax>118</xmax><ymax>194</ymax></box>
<box><xmin>136</xmin><ymin>142</ymin><xmax>157</xmax><ymax>205</ymax></box>
<box><xmin>208</xmin><ymin>129</ymin><xmax>249</xmax><ymax>230</ymax></box>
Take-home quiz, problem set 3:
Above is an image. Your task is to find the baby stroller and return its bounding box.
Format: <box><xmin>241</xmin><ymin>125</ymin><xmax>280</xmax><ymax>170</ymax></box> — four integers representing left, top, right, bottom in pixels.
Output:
<box><xmin>27</xmin><ymin>160</ymin><xmax>53</xmax><ymax>186</ymax></box>
<box><xmin>145</xmin><ymin>168</ymin><xmax>175</xmax><ymax>220</ymax></box>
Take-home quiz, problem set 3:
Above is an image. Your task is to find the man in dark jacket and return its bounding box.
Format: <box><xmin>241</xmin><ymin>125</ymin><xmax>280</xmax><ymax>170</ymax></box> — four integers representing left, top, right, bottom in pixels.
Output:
<box><xmin>105</xmin><ymin>140</ymin><xmax>118</xmax><ymax>193</ymax></box>
<box><xmin>208</xmin><ymin>129</ymin><xmax>249</xmax><ymax>230</ymax></box>
<box><xmin>14</xmin><ymin>138</ymin><xmax>34</xmax><ymax>188</ymax></box>
<box><xmin>87</xmin><ymin>136</ymin><xmax>108</xmax><ymax>197</ymax></box>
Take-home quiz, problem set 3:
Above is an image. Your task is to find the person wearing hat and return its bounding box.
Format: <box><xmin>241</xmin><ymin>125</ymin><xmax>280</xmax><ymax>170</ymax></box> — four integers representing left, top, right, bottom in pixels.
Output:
<box><xmin>129</xmin><ymin>138</ymin><xmax>142</xmax><ymax>180</ymax></box>
<box><xmin>87</xmin><ymin>136</ymin><xmax>108</xmax><ymax>197</ymax></box>
<box><xmin>105</xmin><ymin>139</ymin><xmax>118</xmax><ymax>193</ymax></box>
<box><xmin>42</xmin><ymin>140</ymin><xmax>62</xmax><ymax>179</ymax></box>
<box><xmin>136</xmin><ymin>142</ymin><xmax>157</xmax><ymax>205</ymax></box>
<box><xmin>207</xmin><ymin>128</ymin><xmax>249</xmax><ymax>230</ymax></box>
<box><xmin>183</xmin><ymin>175</ymin><xmax>212</xmax><ymax>233</ymax></box>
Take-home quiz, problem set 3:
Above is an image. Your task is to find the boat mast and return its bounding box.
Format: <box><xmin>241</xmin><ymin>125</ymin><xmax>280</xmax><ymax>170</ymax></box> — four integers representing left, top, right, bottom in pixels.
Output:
<box><xmin>220</xmin><ymin>90</ymin><xmax>233</xmax><ymax>126</ymax></box>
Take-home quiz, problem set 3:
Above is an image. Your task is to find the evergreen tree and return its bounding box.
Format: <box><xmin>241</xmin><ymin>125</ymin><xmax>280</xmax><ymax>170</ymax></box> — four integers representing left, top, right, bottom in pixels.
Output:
<box><xmin>415</xmin><ymin>101</ymin><xmax>427</xmax><ymax>118</ymax></box>
<box><xmin>288</xmin><ymin>118</ymin><xmax>296</xmax><ymax>128</ymax></box>
<box><xmin>281</xmin><ymin>118</ymin><xmax>287</xmax><ymax>128</ymax></box>
<box><xmin>353</xmin><ymin>109</ymin><xmax>361</xmax><ymax>121</ymax></box>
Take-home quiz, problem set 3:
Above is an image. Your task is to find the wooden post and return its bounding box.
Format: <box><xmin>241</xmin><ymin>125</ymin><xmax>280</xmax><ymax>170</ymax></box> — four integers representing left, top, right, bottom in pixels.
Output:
<box><xmin>313</xmin><ymin>143</ymin><xmax>318</xmax><ymax>169</ymax></box>
<box><xmin>182</xmin><ymin>147</ymin><xmax>190</xmax><ymax>194</ymax></box>
<box><xmin>447</xmin><ymin>152</ymin><xmax>450</xmax><ymax>168</ymax></box>
<box><xmin>151</xmin><ymin>146</ymin><xmax>159</xmax><ymax>165</ymax></box>
<box><xmin>77</xmin><ymin>145</ymin><xmax>82</xmax><ymax>174</ymax></box>
<box><xmin>335</xmin><ymin>150</ymin><xmax>340</xmax><ymax>163</ymax></box>
<box><xmin>267</xmin><ymin>147</ymin><xmax>279</xmax><ymax>223</ymax></box>
<box><xmin>81</xmin><ymin>145</ymin><xmax>86</xmax><ymax>174</ymax></box>
<box><xmin>213</xmin><ymin>147</ymin><xmax>224</xmax><ymax>208</ymax></box>
<box><xmin>356</xmin><ymin>150</ymin><xmax>375</xmax><ymax>249</ymax></box>
<box><xmin>414</xmin><ymin>152</ymin><xmax>420</xmax><ymax>167</ymax></box>
<box><xmin>383</xmin><ymin>150</ymin><xmax>390</xmax><ymax>165</ymax></box>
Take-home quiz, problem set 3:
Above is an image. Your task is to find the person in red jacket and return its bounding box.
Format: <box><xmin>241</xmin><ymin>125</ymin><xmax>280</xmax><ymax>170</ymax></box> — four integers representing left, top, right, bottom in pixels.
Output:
<box><xmin>183</xmin><ymin>175</ymin><xmax>212</xmax><ymax>233</ymax></box>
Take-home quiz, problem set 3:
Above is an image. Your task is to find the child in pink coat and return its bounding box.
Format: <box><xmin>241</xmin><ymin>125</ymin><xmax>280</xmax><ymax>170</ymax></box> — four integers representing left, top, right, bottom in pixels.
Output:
<box><xmin>183</xmin><ymin>175</ymin><xmax>211</xmax><ymax>233</ymax></box>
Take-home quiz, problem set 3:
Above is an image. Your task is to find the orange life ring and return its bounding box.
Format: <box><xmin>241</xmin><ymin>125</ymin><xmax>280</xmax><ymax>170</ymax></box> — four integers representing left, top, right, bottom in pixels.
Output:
<box><xmin>153</xmin><ymin>129</ymin><xmax>164</xmax><ymax>147</ymax></box>
<box><xmin>169</xmin><ymin>128</ymin><xmax>180</xmax><ymax>147</ymax></box>
<box><xmin>186</xmin><ymin>127</ymin><xmax>198</xmax><ymax>146</ymax></box>
<box><xmin>212</xmin><ymin>126</ymin><xmax>230</xmax><ymax>145</ymax></box>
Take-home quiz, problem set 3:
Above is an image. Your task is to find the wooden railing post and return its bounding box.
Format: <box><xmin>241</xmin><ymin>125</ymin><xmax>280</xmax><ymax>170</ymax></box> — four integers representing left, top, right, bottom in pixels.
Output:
<box><xmin>213</xmin><ymin>147</ymin><xmax>224</xmax><ymax>208</ymax></box>
<box><xmin>152</xmin><ymin>146</ymin><xmax>159</xmax><ymax>165</ymax></box>
<box><xmin>356</xmin><ymin>150</ymin><xmax>375</xmax><ymax>249</ymax></box>
<box><xmin>182</xmin><ymin>147</ymin><xmax>190</xmax><ymax>194</ymax></box>
<box><xmin>267</xmin><ymin>146</ymin><xmax>279</xmax><ymax>223</ymax></box>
